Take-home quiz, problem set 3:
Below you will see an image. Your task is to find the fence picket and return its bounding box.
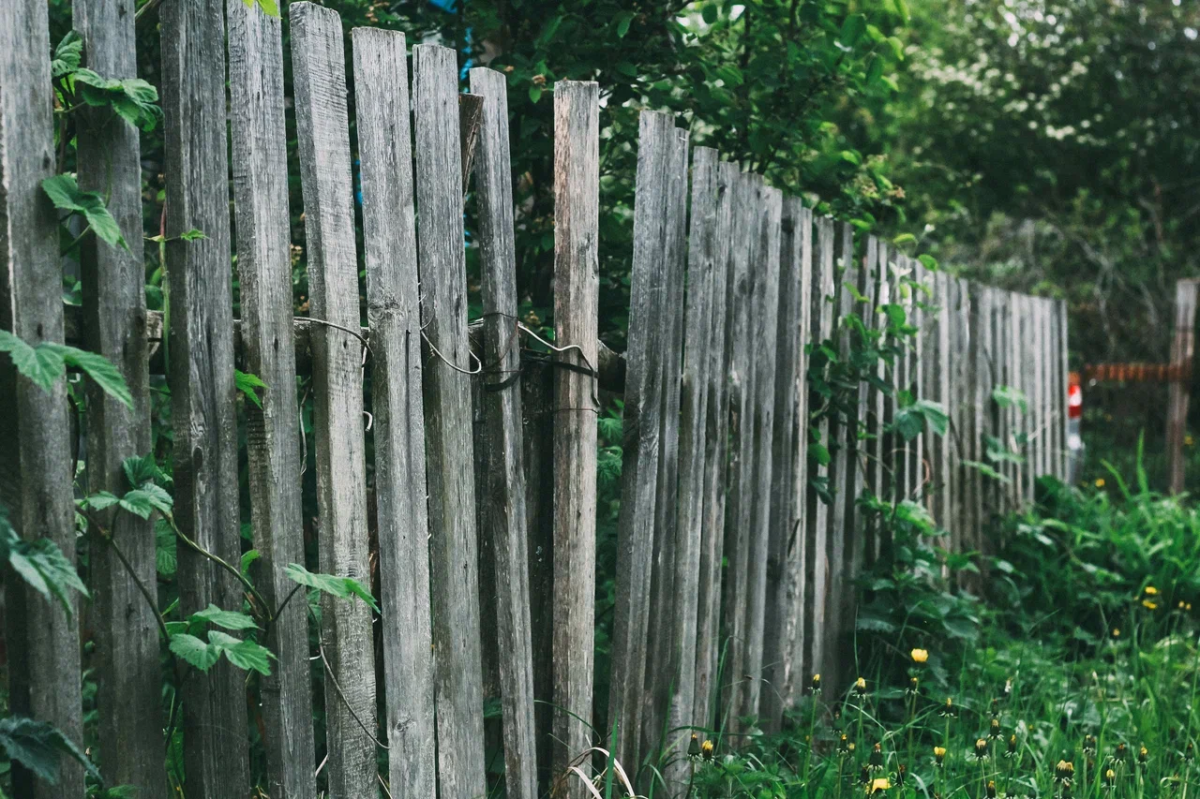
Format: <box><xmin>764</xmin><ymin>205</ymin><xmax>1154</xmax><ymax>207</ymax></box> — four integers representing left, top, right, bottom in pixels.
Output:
<box><xmin>0</xmin><ymin>1</ymin><xmax>85</xmax><ymax>795</ymax></box>
<box><xmin>73</xmin><ymin>0</ymin><xmax>165</xmax><ymax>793</ymax></box>
<box><xmin>291</xmin><ymin>6</ymin><xmax>377</xmax><ymax>794</ymax></box>
<box><xmin>352</xmin><ymin>27</ymin><xmax>438</xmax><ymax>797</ymax></box>
<box><xmin>160</xmin><ymin>0</ymin><xmax>251</xmax><ymax>791</ymax></box>
<box><xmin>229</xmin><ymin>3</ymin><xmax>316</xmax><ymax>795</ymax></box>
<box><xmin>470</xmin><ymin>65</ymin><xmax>541</xmax><ymax>799</ymax></box>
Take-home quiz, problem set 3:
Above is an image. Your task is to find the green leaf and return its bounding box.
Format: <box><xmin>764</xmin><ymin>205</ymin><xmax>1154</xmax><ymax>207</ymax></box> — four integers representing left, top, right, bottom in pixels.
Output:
<box><xmin>866</xmin><ymin>55</ymin><xmax>884</xmax><ymax>88</ymax></box>
<box><xmin>52</xmin><ymin>31</ymin><xmax>83</xmax><ymax>78</ymax></box>
<box><xmin>234</xmin><ymin>369</ymin><xmax>268</xmax><ymax>409</ymax></box>
<box><xmin>169</xmin><ymin>633</ymin><xmax>221</xmax><ymax>672</ymax></box>
<box><xmin>84</xmin><ymin>491</ymin><xmax>120</xmax><ymax>511</ymax></box>
<box><xmin>886</xmin><ymin>36</ymin><xmax>905</xmax><ymax>61</ymax></box>
<box><xmin>615</xmin><ymin>11</ymin><xmax>635</xmax><ymax>37</ymax></box>
<box><xmin>41</xmin><ymin>174</ymin><xmax>129</xmax><ymax>251</ymax></box>
<box><xmin>0</xmin><ymin>716</ymin><xmax>100</xmax><ymax>784</ymax></box>
<box><xmin>122</xmin><ymin>454</ymin><xmax>163</xmax><ymax>490</ymax></box>
<box><xmin>701</xmin><ymin>4</ymin><xmax>718</xmax><ymax>24</ymax></box>
<box><xmin>8</xmin><ymin>537</ymin><xmax>89</xmax><ymax>616</ymax></box>
<box><xmin>964</xmin><ymin>460</ymin><xmax>1011</xmax><ymax>484</ymax></box>
<box><xmin>286</xmin><ymin>563</ymin><xmax>380</xmax><ymax>613</ymax></box>
<box><xmin>156</xmin><ymin>520</ymin><xmax>177</xmax><ymax>577</ymax></box>
<box><xmin>913</xmin><ymin>399</ymin><xmax>949</xmax><ymax>436</ymax></box>
<box><xmin>917</xmin><ymin>254</ymin><xmax>939</xmax><ymax>271</ymax></box>
<box><xmin>208</xmin><ymin>630</ymin><xmax>275</xmax><ymax>676</ymax></box>
<box><xmin>241</xmin><ymin>549</ymin><xmax>260</xmax><ymax>575</ymax></box>
<box><xmin>809</xmin><ymin>443</ymin><xmax>831</xmax><ymax>467</ymax></box>
<box><xmin>254</xmin><ymin>0</ymin><xmax>280</xmax><ymax>16</ymax></box>
<box><xmin>528</xmin><ymin>86</ymin><xmax>543</xmax><ymax>104</ymax></box>
<box><xmin>191</xmin><ymin>604</ymin><xmax>258</xmax><ymax>631</ymax></box>
<box><xmin>179</xmin><ymin>228</ymin><xmax>207</xmax><ymax>241</ymax></box>
<box><xmin>892</xmin><ymin>233</ymin><xmax>917</xmax><ymax>247</ymax></box>
<box><xmin>840</xmin><ymin>149</ymin><xmax>862</xmax><ymax>166</ymax></box>
<box><xmin>879</xmin><ymin>303</ymin><xmax>907</xmax><ymax>327</ymax></box>
<box><xmin>0</xmin><ymin>330</ymin><xmax>64</xmax><ymax>392</ymax></box>
<box><xmin>839</xmin><ymin>14</ymin><xmax>867</xmax><ymax>48</ymax></box>
<box><xmin>44</xmin><ymin>344</ymin><xmax>133</xmax><ymax>409</ymax></box>
<box><xmin>992</xmin><ymin>384</ymin><xmax>1028</xmax><ymax>413</ymax></box>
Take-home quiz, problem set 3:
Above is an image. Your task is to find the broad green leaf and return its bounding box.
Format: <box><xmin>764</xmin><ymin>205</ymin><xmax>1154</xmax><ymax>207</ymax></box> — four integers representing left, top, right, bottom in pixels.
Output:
<box><xmin>528</xmin><ymin>86</ymin><xmax>543</xmax><ymax>104</ymax></box>
<box><xmin>701</xmin><ymin>3</ymin><xmax>718</xmax><ymax>24</ymax></box>
<box><xmin>156</xmin><ymin>521</ymin><xmax>177</xmax><ymax>577</ymax></box>
<box><xmin>170</xmin><ymin>633</ymin><xmax>221</xmax><ymax>672</ymax></box>
<box><xmin>992</xmin><ymin>384</ymin><xmax>1028</xmax><ymax>413</ymax></box>
<box><xmin>839</xmin><ymin>14</ymin><xmax>867</xmax><ymax>48</ymax></box>
<box><xmin>122</xmin><ymin>454</ymin><xmax>163</xmax><ymax>489</ymax></box>
<box><xmin>0</xmin><ymin>716</ymin><xmax>100</xmax><ymax>784</ymax></box>
<box><xmin>0</xmin><ymin>330</ymin><xmax>64</xmax><ymax>392</ymax></box>
<box><xmin>179</xmin><ymin>228</ymin><xmax>207</xmax><ymax>241</ymax></box>
<box><xmin>84</xmin><ymin>491</ymin><xmax>120</xmax><ymax>511</ymax></box>
<box><xmin>191</xmin><ymin>604</ymin><xmax>258</xmax><ymax>631</ymax></box>
<box><xmin>40</xmin><ymin>175</ymin><xmax>129</xmax><ymax>251</ymax></box>
<box><xmin>964</xmin><ymin>460</ymin><xmax>1011</xmax><ymax>483</ymax></box>
<box><xmin>918</xmin><ymin>254</ymin><xmax>939</xmax><ymax>271</ymax></box>
<box><xmin>9</xmin><ymin>537</ymin><xmax>88</xmax><ymax>616</ymax></box>
<box><xmin>616</xmin><ymin>11</ymin><xmax>635</xmax><ymax>37</ymax></box>
<box><xmin>866</xmin><ymin>55</ymin><xmax>884</xmax><ymax>88</ymax></box>
<box><xmin>241</xmin><ymin>549</ymin><xmax>260</xmax><ymax>575</ymax></box>
<box><xmin>208</xmin><ymin>630</ymin><xmax>275</xmax><ymax>675</ymax></box>
<box><xmin>286</xmin><ymin>563</ymin><xmax>380</xmax><ymax>613</ymax></box>
<box><xmin>809</xmin><ymin>443</ymin><xmax>831</xmax><ymax>467</ymax></box>
<box><xmin>913</xmin><ymin>399</ymin><xmax>949</xmax><ymax>436</ymax></box>
<box><xmin>45</xmin><ymin>344</ymin><xmax>133</xmax><ymax>409</ymax></box>
<box><xmin>893</xmin><ymin>232</ymin><xmax>917</xmax><ymax>247</ymax></box>
<box><xmin>51</xmin><ymin>31</ymin><xmax>83</xmax><ymax>77</ymax></box>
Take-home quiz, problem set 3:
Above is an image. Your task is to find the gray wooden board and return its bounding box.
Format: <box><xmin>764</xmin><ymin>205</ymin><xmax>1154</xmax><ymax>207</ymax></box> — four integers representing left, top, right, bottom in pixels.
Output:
<box><xmin>353</xmin><ymin>27</ymin><xmax>438</xmax><ymax>797</ymax></box>
<box><xmin>412</xmin><ymin>42</ymin><xmax>488</xmax><ymax>798</ymax></box>
<box><xmin>75</xmin><ymin>0</ymin><xmax>167</xmax><ymax>792</ymax></box>
<box><xmin>161</xmin><ymin>0</ymin><xmax>252</xmax><ymax>791</ymax></box>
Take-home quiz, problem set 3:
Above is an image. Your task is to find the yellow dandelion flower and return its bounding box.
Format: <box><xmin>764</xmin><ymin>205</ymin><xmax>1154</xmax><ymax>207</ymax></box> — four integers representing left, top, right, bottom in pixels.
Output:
<box><xmin>911</xmin><ymin>648</ymin><xmax>929</xmax><ymax>664</ymax></box>
<box><xmin>870</xmin><ymin>778</ymin><xmax>891</xmax><ymax>794</ymax></box>
<box><xmin>1143</xmin><ymin>599</ymin><xmax>1159</xmax><ymax>611</ymax></box>
<box><xmin>1095</xmin><ymin>478</ymin><xmax>1106</xmax><ymax>488</ymax></box>
<box><xmin>1145</xmin><ymin>586</ymin><xmax>1159</xmax><ymax>596</ymax></box>
<box><xmin>1112</xmin><ymin>628</ymin><xmax>1120</xmax><ymax>638</ymax></box>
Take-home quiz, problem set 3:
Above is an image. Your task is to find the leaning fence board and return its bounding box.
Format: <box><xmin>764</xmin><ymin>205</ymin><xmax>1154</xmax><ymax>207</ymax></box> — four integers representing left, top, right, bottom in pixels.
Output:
<box><xmin>291</xmin><ymin>6</ymin><xmax>377</xmax><ymax>794</ymax></box>
<box><xmin>783</xmin><ymin>202</ymin><xmax>814</xmax><ymax>702</ymax></box>
<box><xmin>352</xmin><ymin>27</ymin><xmax>438</xmax><ymax>798</ymax></box>
<box><xmin>468</xmin><ymin>66</ymin><xmax>540</xmax><ymax>799</ymax></box>
<box><xmin>860</xmin><ymin>238</ymin><xmax>883</xmax><ymax>558</ymax></box>
<box><xmin>721</xmin><ymin>172</ymin><xmax>762</xmax><ymax>735</ymax></box>
<box><xmin>762</xmin><ymin>195</ymin><xmax>809</xmax><ymax>731</ymax></box>
<box><xmin>229</xmin><ymin>3</ymin><xmax>315</xmax><ymax>795</ymax></box>
<box><xmin>609</xmin><ymin>110</ymin><xmax>677</xmax><ymax>770</ymax></box>
<box><xmin>693</xmin><ymin>160</ymin><xmax>738</xmax><ymax>729</ymax></box>
<box><xmin>824</xmin><ymin>223</ymin><xmax>856</xmax><ymax>684</ymax></box>
<box><xmin>909</xmin><ymin>257</ymin><xmax>926</xmax><ymax>504</ymax></box>
<box><xmin>74</xmin><ymin>0</ymin><xmax>165</xmax><ymax>793</ymax></box>
<box><xmin>804</xmin><ymin>216</ymin><xmax>836</xmax><ymax>682</ymax></box>
<box><xmin>867</xmin><ymin>240</ymin><xmax>888</xmax><ymax>544</ymax></box>
<box><xmin>0</xmin><ymin>1</ymin><xmax>85</xmax><ymax>795</ymax></box>
<box><xmin>1057</xmin><ymin>299</ymin><xmax>1071</xmax><ymax>480</ymax></box>
<box><xmin>160</xmin><ymin>0</ymin><xmax>251</xmax><ymax>792</ymax></box>
<box><xmin>412</xmin><ymin>42</ymin><xmax>488</xmax><ymax>798</ymax></box>
<box><xmin>742</xmin><ymin>185</ymin><xmax>783</xmax><ymax>724</ymax></box>
<box><xmin>666</xmin><ymin>145</ymin><xmax>719</xmax><ymax>764</ymax></box>
<box><xmin>643</xmin><ymin>125</ymin><xmax>689</xmax><ymax>760</ymax></box>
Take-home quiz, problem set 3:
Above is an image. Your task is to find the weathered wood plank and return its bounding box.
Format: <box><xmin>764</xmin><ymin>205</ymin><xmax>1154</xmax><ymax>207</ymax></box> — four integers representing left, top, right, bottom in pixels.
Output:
<box><xmin>412</xmin><ymin>42</ymin><xmax>488</xmax><ymax>799</ymax></box>
<box><xmin>470</xmin><ymin>65</ymin><xmax>540</xmax><ymax>799</ymax></box>
<box><xmin>74</xmin><ymin>0</ymin><xmax>166</xmax><ymax>793</ymax></box>
<box><xmin>642</xmin><ymin>124</ymin><xmax>688</xmax><ymax>762</ymax></box>
<box><xmin>909</xmin><ymin>257</ymin><xmax>926</xmax><ymax>504</ymax></box>
<box><xmin>742</xmin><ymin>184</ymin><xmax>783</xmax><ymax>724</ymax></box>
<box><xmin>609</xmin><ymin>110</ymin><xmax>676</xmax><ymax>771</ymax></box>
<box><xmin>693</xmin><ymin>160</ymin><xmax>738</xmax><ymax>729</ymax></box>
<box><xmin>720</xmin><ymin>171</ymin><xmax>761</xmax><ymax>735</ymax></box>
<box><xmin>823</xmin><ymin>222</ymin><xmax>855</xmax><ymax>688</ymax></box>
<box><xmin>1057</xmin><ymin>299</ymin><xmax>1071</xmax><ymax>481</ymax></box>
<box><xmin>291</xmin><ymin>7</ymin><xmax>378</xmax><ymax>794</ymax></box>
<box><xmin>860</xmin><ymin>238</ymin><xmax>883</xmax><ymax>560</ymax></box>
<box><xmin>804</xmin><ymin>216</ymin><xmax>835</xmax><ymax>682</ymax></box>
<box><xmin>928</xmin><ymin>269</ymin><xmax>953</xmax><ymax>529</ymax></box>
<box><xmin>229</xmin><ymin>3</ymin><xmax>316</xmax><ymax>795</ymax></box>
<box><xmin>782</xmin><ymin>201</ymin><xmax>814</xmax><ymax>707</ymax></box>
<box><xmin>548</xmin><ymin>80</ymin><xmax>602</xmax><ymax>790</ymax></box>
<box><xmin>352</xmin><ymin>27</ymin><xmax>437</xmax><ymax>798</ymax></box>
<box><xmin>664</xmin><ymin>145</ymin><xmax>718</xmax><ymax>766</ymax></box>
<box><xmin>762</xmin><ymin>195</ymin><xmax>808</xmax><ymax>730</ymax></box>
<box><xmin>0</xmin><ymin>1</ymin><xmax>85</xmax><ymax>795</ymax></box>
<box><xmin>160</xmin><ymin>0</ymin><xmax>251</xmax><ymax>791</ymax></box>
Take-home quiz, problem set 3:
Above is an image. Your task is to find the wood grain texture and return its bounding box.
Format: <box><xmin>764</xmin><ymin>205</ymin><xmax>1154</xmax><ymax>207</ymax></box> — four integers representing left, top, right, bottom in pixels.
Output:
<box><xmin>0</xmin><ymin>1</ymin><xmax>84</xmax><ymax>795</ymax></box>
<box><xmin>720</xmin><ymin>171</ymin><xmax>760</xmax><ymax>735</ymax></box>
<box><xmin>803</xmin><ymin>216</ymin><xmax>835</xmax><ymax>682</ymax></box>
<box><xmin>412</xmin><ymin>43</ymin><xmax>488</xmax><ymax>799</ymax></box>
<box><xmin>73</xmin><ymin>0</ymin><xmax>165</xmax><ymax>794</ymax></box>
<box><xmin>1057</xmin><ymin>299</ymin><xmax>1070</xmax><ymax>480</ymax></box>
<box><xmin>548</xmin><ymin>80</ymin><xmax>601</xmax><ymax>790</ymax></box>
<box><xmin>742</xmin><ymin>184</ymin><xmax>782</xmax><ymax>724</ymax></box>
<box><xmin>866</xmin><ymin>238</ymin><xmax>887</xmax><ymax>557</ymax></box>
<box><xmin>693</xmin><ymin>160</ymin><xmax>737</xmax><ymax>729</ymax></box>
<box><xmin>779</xmin><ymin>200</ymin><xmax>814</xmax><ymax>709</ymax></box>
<box><xmin>229</xmin><ymin>4</ymin><xmax>317</xmax><ymax>795</ymax></box>
<box><xmin>642</xmin><ymin>124</ymin><xmax>688</xmax><ymax>764</ymax></box>
<box><xmin>352</xmin><ymin>27</ymin><xmax>438</xmax><ymax>798</ymax></box>
<box><xmin>160</xmin><ymin>0</ymin><xmax>251</xmax><ymax>791</ymax></box>
<box><xmin>664</xmin><ymin>146</ymin><xmax>718</xmax><ymax>770</ymax></box>
<box><xmin>290</xmin><ymin>7</ymin><xmax>377</xmax><ymax>794</ymax></box>
<box><xmin>471</xmin><ymin>65</ymin><xmax>539</xmax><ymax>799</ymax></box>
<box><xmin>763</xmin><ymin>194</ymin><xmax>807</xmax><ymax>732</ymax></box>
<box><xmin>609</xmin><ymin>110</ymin><xmax>674</xmax><ymax>771</ymax></box>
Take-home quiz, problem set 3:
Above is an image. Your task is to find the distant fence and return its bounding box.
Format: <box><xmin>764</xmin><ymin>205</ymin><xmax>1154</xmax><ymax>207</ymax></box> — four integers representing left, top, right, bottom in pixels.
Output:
<box><xmin>0</xmin><ymin>1</ymin><xmax>1068</xmax><ymax>798</ymax></box>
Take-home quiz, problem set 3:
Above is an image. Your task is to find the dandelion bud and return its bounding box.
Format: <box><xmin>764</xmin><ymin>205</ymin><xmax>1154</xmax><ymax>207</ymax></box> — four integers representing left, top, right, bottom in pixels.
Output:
<box><xmin>1007</xmin><ymin>734</ymin><xmax>1018</xmax><ymax>757</ymax></box>
<box><xmin>975</xmin><ymin>739</ymin><xmax>990</xmax><ymax>761</ymax></box>
<box><xmin>1055</xmin><ymin>760</ymin><xmax>1075</xmax><ymax>785</ymax></box>
<box><xmin>1139</xmin><ymin>746</ymin><xmax>1148</xmax><ymax>764</ymax></box>
<box><xmin>812</xmin><ymin>674</ymin><xmax>822</xmax><ymax>693</ymax></box>
<box><xmin>989</xmin><ymin>717</ymin><xmax>1001</xmax><ymax>739</ymax></box>
<box><xmin>870</xmin><ymin>742</ymin><xmax>884</xmax><ymax>771</ymax></box>
<box><xmin>987</xmin><ymin>780</ymin><xmax>997</xmax><ymax>798</ymax></box>
<box><xmin>702</xmin><ymin>739</ymin><xmax>715</xmax><ymax>761</ymax></box>
<box><xmin>1115</xmin><ymin>743</ymin><xmax>1128</xmax><ymax>762</ymax></box>
<box><xmin>855</xmin><ymin>676</ymin><xmax>868</xmax><ymax>696</ymax></box>
<box><xmin>934</xmin><ymin>746</ymin><xmax>947</xmax><ymax>766</ymax></box>
<box><xmin>896</xmin><ymin>764</ymin><xmax>907</xmax><ymax>786</ymax></box>
<box><xmin>1104</xmin><ymin>769</ymin><xmax>1116</xmax><ymax>789</ymax></box>
<box><xmin>688</xmin><ymin>733</ymin><xmax>700</xmax><ymax>757</ymax></box>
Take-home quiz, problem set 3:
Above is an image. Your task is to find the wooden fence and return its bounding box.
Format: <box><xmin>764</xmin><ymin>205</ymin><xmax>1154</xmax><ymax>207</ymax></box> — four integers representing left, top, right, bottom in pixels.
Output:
<box><xmin>0</xmin><ymin>1</ymin><xmax>1069</xmax><ymax>797</ymax></box>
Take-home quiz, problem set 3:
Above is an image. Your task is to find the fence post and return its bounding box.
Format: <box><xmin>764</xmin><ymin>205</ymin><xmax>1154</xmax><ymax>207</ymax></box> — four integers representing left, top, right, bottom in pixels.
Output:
<box><xmin>291</xmin><ymin>6</ymin><xmax>378</xmax><ymax>794</ymax></box>
<box><xmin>643</xmin><ymin>125</ymin><xmax>689</xmax><ymax>761</ymax></box>
<box><xmin>160</xmin><ymin>0</ymin><xmax>251</xmax><ymax>791</ymax></box>
<box><xmin>763</xmin><ymin>195</ymin><xmax>810</xmax><ymax>730</ymax></box>
<box><xmin>412</xmin><ymin>42</ymin><xmax>488</xmax><ymax>798</ymax></box>
<box><xmin>694</xmin><ymin>161</ymin><xmax>739</xmax><ymax>729</ymax></box>
<box><xmin>666</xmin><ymin>146</ymin><xmax>719</xmax><ymax>765</ymax></box>
<box><xmin>743</xmin><ymin>185</ymin><xmax>783</xmax><ymax>724</ymax></box>
<box><xmin>1057</xmin><ymin>299</ymin><xmax>1070</xmax><ymax>481</ymax></box>
<box><xmin>0</xmin><ymin>2</ymin><xmax>85</xmax><ymax>795</ymax></box>
<box><xmin>1167</xmin><ymin>280</ymin><xmax>1199</xmax><ymax>493</ymax></box>
<box><xmin>352</xmin><ymin>27</ymin><xmax>438</xmax><ymax>797</ymax></box>
<box><xmin>609</xmin><ymin>110</ymin><xmax>677</xmax><ymax>772</ymax></box>
<box><xmin>228</xmin><ymin>2</ymin><xmax>316</xmax><ymax>795</ymax></box>
<box><xmin>73</xmin><ymin>0</ymin><xmax>166</xmax><ymax>793</ymax></box>
<box><xmin>471</xmin><ymin>65</ymin><xmax>540</xmax><ymax>799</ymax></box>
